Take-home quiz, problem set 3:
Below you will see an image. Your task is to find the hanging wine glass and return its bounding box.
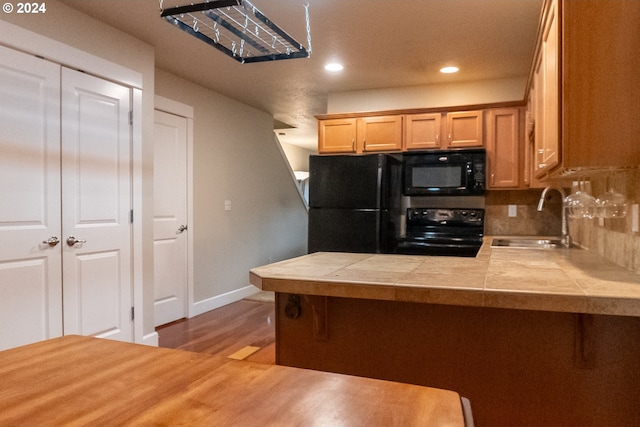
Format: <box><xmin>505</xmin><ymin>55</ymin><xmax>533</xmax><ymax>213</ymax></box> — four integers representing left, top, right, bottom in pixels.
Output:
<box><xmin>596</xmin><ymin>173</ymin><xmax>627</xmax><ymax>218</ymax></box>
<box><xmin>565</xmin><ymin>178</ymin><xmax>597</xmax><ymax>219</ymax></box>
<box><xmin>563</xmin><ymin>181</ymin><xmax>580</xmax><ymax>218</ymax></box>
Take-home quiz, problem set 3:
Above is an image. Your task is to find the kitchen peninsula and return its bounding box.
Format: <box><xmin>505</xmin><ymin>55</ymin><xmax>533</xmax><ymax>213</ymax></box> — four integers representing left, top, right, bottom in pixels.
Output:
<box><xmin>250</xmin><ymin>241</ymin><xmax>640</xmax><ymax>427</ymax></box>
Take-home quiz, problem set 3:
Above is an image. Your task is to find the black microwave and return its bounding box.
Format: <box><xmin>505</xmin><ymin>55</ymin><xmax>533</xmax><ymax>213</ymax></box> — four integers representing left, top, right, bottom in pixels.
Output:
<box><xmin>402</xmin><ymin>149</ymin><xmax>486</xmax><ymax>196</ymax></box>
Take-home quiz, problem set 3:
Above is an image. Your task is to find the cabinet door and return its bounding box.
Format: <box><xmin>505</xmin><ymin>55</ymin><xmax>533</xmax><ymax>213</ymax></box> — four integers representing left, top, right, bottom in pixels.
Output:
<box><xmin>0</xmin><ymin>46</ymin><xmax>63</xmax><ymax>351</ymax></box>
<box><xmin>535</xmin><ymin>0</ymin><xmax>560</xmax><ymax>176</ymax></box>
<box><xmin>445</xmin><ymin>110</ymin><xmax>484</xmax><ymax>148</ymax></box>
<box><xmin>404</xmin><ymin>113</ymin><xmax>442</xmax><ymax>150</ymax></box>
<box><xmin>361</xmin><ymin>115</ymin><xmax>403</xmax><ymax>152</ymax></box>
<box><xmin>318</xmin><ymin>118</ymin><xmax>357</xmax><ymax>154</ymax></box>
<box><xmin>486</xmin><ymin>108</ymin><xmax>520</xmax><ymax>188</ymax></box>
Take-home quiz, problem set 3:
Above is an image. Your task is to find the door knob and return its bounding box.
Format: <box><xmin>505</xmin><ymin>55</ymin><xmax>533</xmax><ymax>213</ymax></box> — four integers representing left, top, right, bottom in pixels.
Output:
<box><xmin>66</xmin><ymin>236</ymin><xmax>87</xmax><ymax>246</ymax></box>
<box><xmin>42</xmin><ymin>236</ymin><xmax>60</xmax><ymax>247</ymax></box>
<box><xmin>176</xmin><ymin>224</ymin><xmax>188</xmax><ymax>234</ymax></box>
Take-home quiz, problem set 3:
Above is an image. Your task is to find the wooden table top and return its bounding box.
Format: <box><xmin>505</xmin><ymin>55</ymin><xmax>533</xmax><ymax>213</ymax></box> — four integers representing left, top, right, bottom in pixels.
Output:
<box><xmin>0</xmin><ymin>335</ymin><xmax>466</xmax><ymax>426</ymax></box>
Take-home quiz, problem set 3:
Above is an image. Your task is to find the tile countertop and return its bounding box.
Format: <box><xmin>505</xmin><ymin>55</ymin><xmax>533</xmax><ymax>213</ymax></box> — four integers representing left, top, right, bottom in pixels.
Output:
<box><xmin>249</xmin><ymin>238</ymin><xmax>640</xmax><ymax>317</ymax></box>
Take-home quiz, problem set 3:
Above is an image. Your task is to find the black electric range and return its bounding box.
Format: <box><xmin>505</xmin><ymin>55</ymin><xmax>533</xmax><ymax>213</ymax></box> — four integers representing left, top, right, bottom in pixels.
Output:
<box><xmin>392</xmin><ymin>207</ymin><xmax>484</xmax><ymax>257</ymax></box>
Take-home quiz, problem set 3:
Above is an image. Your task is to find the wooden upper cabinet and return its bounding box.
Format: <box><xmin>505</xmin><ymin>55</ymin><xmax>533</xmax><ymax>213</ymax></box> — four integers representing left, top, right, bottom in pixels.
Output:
<box><xmin>318</xmin><ymin>118</ymin><xmax>357</xmax><ymax>154</ymax></box>
<box><xmin>532</xmin><ymin>0</ymin><xmax>560</xmax><ymax>178</ymax></box>
<box><xmin>560</xmin><ymin>0</ymin><xmax>640</xmax><ymax>171</ymax></box>
<box><xmin>525</xmin><ymin>83</ymin><xmax>545</xmax><ymax>189</ymax></box>
<box><xmin>404</xmin><ymin>113</ymin><xmax>442</xmax><ymax>150</ymax></box>
<box><xmin>405</xmin><ymin>110</ymin><xmax>483</xmax><ymax>150</ymax></box>
<box><xmin>445</xmin><ymin>110</ymin><xmax>484</xmax><ymax>148</ymax></box>
<box><xmin>486</xmin><ymin>108</ymin><xmax>521</xmax><ymax>189</ymax></box>
<box><xmin>318</xmin><ymin>115</ymin><xmax>402</xmax><ymax>154</ymax></box>
<box><xmin>527</xmin><ymin>0</ymin><xmax>640</xmax><ymax>178</ymax></box>
<box><xmin>360</xmin><ymin>115</ymin><xmax>403</xmax><ymax>152</ymax></box>
<box><xmin>317</xmin><ymin>109</ymin><xmax>486</xmax><ymax>154</ymax></box>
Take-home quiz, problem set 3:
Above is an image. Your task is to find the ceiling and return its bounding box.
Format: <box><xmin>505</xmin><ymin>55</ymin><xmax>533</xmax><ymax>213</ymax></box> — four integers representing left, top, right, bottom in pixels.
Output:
<box><xmin>58</xmin><ymin>0</ymin><xmax>543</xmax><ymax>150</ymax></box>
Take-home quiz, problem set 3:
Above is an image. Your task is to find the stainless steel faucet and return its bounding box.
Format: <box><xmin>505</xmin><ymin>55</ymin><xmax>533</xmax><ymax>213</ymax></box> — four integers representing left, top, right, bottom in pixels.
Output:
<box><xmin>537</xmin><ymin>185</ymin><xmax>571</xmax><ymax>247</ymax></box>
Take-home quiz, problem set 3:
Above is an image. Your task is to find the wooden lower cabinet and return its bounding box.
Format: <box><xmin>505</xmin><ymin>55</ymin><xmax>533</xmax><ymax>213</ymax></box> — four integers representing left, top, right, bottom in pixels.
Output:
<box><xmin>275</xmin><ymin>293</ymin><xmax>640</xmax><ymax>427</ymax></box>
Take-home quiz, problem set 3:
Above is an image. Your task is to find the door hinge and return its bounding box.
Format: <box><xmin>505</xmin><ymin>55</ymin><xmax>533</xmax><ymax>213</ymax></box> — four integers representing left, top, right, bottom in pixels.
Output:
<box><xmin>131</xmin><ymin>306</ymin><xmax>135</xmax><ymax>321</ymax></box>
<box><xmin>129</xmin><ymin>111</ymin><xmax>133</xmax><ymax>125</ymax></box>
<box><xmin>130</xmin><ymin>209</ymin><xmax>134</xmax><ymax>224</ymax></box>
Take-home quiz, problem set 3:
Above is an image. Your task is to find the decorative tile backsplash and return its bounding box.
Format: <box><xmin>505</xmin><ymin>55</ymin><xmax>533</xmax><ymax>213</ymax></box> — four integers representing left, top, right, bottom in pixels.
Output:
<box><xmin>485</xmin><ymin>189</ymin><xmax>562</xmax><ymax>237</ymax></box>
<box><xmin>570</xmin><ymin>169</ymin><xmax>640</xmax><ymax>273</ymax></box>
<box><xmin>485</xmin><ymin>169</ymin><xmax>640</xmax><ymax>273</ymax></box>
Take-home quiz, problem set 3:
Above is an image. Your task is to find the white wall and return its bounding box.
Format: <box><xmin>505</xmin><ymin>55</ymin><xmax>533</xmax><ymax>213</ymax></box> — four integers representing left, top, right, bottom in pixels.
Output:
<box><xmin>155</xmin><ymin>69</ymin><xmax>307</xmax><ymax>309</ymax></box>
<box><xmin>279</xmin><ymin>141</ymin><xmax>314</xmax><ymax>172</ymax></box>
<box><xmin>327</xmin><ymin>77</ymin><xmax>527</xmax><ymax>113</ymax></box>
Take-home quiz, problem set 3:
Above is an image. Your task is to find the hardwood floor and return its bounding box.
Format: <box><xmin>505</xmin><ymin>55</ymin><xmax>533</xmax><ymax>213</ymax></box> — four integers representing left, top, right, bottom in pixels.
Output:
<box><xmin>156</xmin><ymin>299</ymin><xmax>276</xmax><ymax>364</ymax></box>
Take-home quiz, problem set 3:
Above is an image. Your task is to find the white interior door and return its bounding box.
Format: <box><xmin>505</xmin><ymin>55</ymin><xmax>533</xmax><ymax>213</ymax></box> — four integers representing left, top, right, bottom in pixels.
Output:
<box><xmin>153</xmin><ymin>110</ymin><xmax>188</xmax><ymax>326</ymax></box>
<box><xmin>61</xmin><ymin>67</ymin><xmax>133</xmax><ymax>341</ymax></box>
<box><xmin>0</xmin><ymin>46</ymin><xmax>63</xmax><ymax>351</ymax></box>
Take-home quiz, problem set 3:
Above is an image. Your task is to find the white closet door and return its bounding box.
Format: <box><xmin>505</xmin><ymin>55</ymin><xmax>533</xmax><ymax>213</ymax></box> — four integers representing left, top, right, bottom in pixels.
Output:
<box><xmin>0</xmin><ymin>46</ymin><xmax>63</xmax><ymax>350</ymax></box>
<box><xmin>153</xmin><ymin>110</ymin><xmax>188</xmax><ymax>326</ymax></box>
<box><xmin>61</xmin><ymin>67</ymin><xmax>133</xmax><ymax>342</ymax></box>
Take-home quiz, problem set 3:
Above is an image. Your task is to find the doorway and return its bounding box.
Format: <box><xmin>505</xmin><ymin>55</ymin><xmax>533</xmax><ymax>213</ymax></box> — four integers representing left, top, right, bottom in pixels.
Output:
<box><xmin>153</xmin><ymin>97</ymin><xmax>194</xmax><ymax>327</ymax></box>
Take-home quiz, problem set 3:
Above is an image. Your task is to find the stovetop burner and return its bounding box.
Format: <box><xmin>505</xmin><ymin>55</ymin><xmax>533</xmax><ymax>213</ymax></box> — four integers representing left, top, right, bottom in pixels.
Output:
<box><xmin>393</xmin><ymin>207</ymin><xmax>484</xmax><ymax>257</ymax></box>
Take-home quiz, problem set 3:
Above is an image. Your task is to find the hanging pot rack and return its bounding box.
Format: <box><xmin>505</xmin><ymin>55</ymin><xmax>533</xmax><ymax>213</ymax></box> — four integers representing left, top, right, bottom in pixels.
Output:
<box><xmin>160</xmin><ymin>0</ymin><xmax>311</xmax><ymax>64</ymax></box>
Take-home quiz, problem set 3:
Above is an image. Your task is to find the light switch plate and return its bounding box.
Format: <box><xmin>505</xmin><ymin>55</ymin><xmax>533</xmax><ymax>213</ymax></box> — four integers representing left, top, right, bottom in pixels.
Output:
<box><xmin>224</xmin><ymin>200</ymin><xmax>232</xmax><ymax>211</ymax></box>
<box><xmin>632</xmin><ymin>204</ymin><xmax>639</xmax><ymax>233</ymax></box>
<box><xmin>508</xmin><ymin>205</ymin><xmax>517</xmax><ymax>217</ymax></box>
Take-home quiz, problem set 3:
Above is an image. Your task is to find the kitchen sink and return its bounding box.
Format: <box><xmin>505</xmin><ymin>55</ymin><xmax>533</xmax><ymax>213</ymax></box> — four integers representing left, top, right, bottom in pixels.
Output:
<box><xmin>491</xmin><ymin>237</ymin><xmax>571</xmax><ymax>249</ymax></box>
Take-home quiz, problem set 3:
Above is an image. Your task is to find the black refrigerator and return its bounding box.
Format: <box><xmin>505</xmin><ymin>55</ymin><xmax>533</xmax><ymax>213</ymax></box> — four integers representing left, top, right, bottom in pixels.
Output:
<box><xmin>308</xmin><ymin>154</ymin><xmax>399</xmax><ymax>253</ymax></box>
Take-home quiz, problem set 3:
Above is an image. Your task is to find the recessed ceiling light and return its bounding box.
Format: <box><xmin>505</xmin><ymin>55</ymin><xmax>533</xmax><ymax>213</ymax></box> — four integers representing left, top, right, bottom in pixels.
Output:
<box><xmin>440</xmin><ymin>66</ymin><xmax>459</xmax><ymax>74</ymax></box>
<box><xmin>324</xmin><ymin>62</ymin><xmax>344</xmax><ymax>72</ymax></box>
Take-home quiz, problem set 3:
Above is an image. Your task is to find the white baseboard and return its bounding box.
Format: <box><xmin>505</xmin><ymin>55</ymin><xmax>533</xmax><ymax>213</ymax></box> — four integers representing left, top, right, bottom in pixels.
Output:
<box><xmin>190</xmin><ymin>285</ymin><xmax>260</xmax><ymax>318</ymax></box>
<box><xmin>144</xmin><ymin>286</ymin><xmax>259</xmax><ymax>347</ymax></box>
<box><xmin>141</xmin><ymin>331</ymin><xmax>159</xmax><ymax>347</ymax></box>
